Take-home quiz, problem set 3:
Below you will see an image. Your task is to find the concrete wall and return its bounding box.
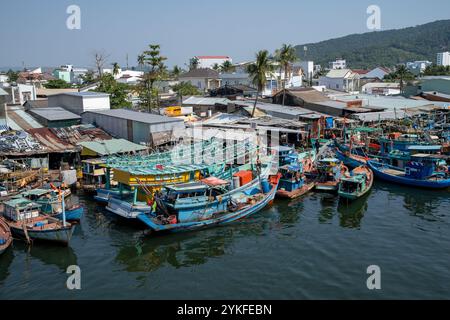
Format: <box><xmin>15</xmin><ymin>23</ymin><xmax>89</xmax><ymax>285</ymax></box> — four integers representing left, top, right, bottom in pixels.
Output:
<box><xmin>49</xmin><ymin>95</ymin><xmax>110</xmax><ymax>115</ymax></box>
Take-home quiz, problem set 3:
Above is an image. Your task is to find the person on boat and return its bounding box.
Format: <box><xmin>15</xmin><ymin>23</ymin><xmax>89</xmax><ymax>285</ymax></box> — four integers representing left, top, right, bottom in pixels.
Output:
<box><xmin>315</xmin><ymin>139</ymin><xmax>321</xmax><ymax>152</ymax></box>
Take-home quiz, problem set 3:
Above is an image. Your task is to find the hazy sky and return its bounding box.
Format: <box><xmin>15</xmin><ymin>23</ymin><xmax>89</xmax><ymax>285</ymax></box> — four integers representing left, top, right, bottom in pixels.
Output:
<box><xmin>1</xmin><ymin>0</ymin><xmax>449</xmax><ymax>69</ymax></box>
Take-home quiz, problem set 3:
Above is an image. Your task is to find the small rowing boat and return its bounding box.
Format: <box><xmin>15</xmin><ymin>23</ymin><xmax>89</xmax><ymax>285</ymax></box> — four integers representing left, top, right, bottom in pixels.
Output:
<box><xmin>0</xmin><ymin>217</ymin><xmax>12</xmax><ymax>255</ymax></box>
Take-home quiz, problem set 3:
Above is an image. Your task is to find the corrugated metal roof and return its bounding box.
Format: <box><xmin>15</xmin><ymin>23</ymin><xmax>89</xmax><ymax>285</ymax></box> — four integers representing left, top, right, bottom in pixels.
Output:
<box><xmin>183</xmin><ymin>96</ymin><xmax>231</xmax><ymax>105</ymax></box>
<box><xmin>29</xmin><ymin>107</ymin><xmax>81</xmax><ymax>121</ymax></box>
<box><xmin>78</xmin><ymin>138</ymin><xmax>148</xmax><ymax>156</ymax></box>
<box><xmin>84</xmin><ymin>109</ymin><xmax>184</xmax><ymax>125</ymax></box>
<box><xmin>27</xmin><ymin>128</ymin><xmax>76</xmax><ymax>153</ymax></box>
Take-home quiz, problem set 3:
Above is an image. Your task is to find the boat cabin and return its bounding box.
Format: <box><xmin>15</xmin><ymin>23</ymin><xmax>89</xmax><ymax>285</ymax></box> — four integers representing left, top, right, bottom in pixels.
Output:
<box><xmin>272</xmin><ymin>146</ymin><xmax>298</xmax><ymax>166</ymax></box>
<box><xmin>82</xmin><ymin>159</ymin><xmax>109</xmax><ymax>187</ymax></box>
<box><xmin>278</xmin><ymin>164</ymin><xmax>305</xmax><ymax>192</ymax></box>
<box><xmin>3</xmin><ymin>198</ymin><xmax>41</xmax><ymax>222</ymax></box>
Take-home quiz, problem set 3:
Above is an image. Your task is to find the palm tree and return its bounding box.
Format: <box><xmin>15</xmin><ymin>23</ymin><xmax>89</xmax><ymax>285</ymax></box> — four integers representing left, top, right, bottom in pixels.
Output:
<box><xmin>212</xmin><ymin>63</ymin><xmax>220</xmax><ymax>71</ymax></box>
<box><xmin>172</xmin><ymin>65</ymin><xmax>182</xmax><ymax>79</ymax></box>
<box><xmin>221</xmin><ymin>60</ymin><xmax>235</xmax><ymax>73</ymax></box>
<box><xmin>246</xmin><ymin>50</ymin><xmax>274</xmax><ymax>118</ymax></box>
<box><xmin>189</xmin><ymin>57</ymin><xmax>199</xmax><ymax>70</ymax></box>
<box><xmin>137</xmin><ymin>54</ymin><xmax>145</xmax><ymax>70</ymax></box>
<box><xmin>112</xmin><ymin>62</ymin><xmax>120</xmax><ymax>77</ymax></box>
<box><xmin>395</xmin><ymin>65</ymin><xmax>410</xmax><ymax>94</ymax></box>
<box><xmin>276</xmin><ymin>44</ymin><xmax>298</xmax><ymax>106</ymax></box>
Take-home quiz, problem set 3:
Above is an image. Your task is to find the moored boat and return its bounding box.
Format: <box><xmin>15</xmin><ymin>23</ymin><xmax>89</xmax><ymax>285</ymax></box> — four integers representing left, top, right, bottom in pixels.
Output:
<box><xmin>315</xmin><ymin>158</ymin><xmax>349</xmax><ymax>192</ymax></box>
<box><xmin>338</xmin><ymin>166</ymin><xmax>374</xmax><ymax>201</ymax></box>
<box><xmin>2</xmin><ymin>198</ymin><xmax>75</xmax><ymax>246</ymax></box>
<box><xmin>368</xmin><ymin>155</ymin><xmax>450</xmax><ymax>189</ymax></box>
<box><xmin>0</xmin><ymin>217</ymin><xmax>12</xmax><ymax>255</ymax></box>
<box><xmin>276</xmin><ymin>164</ymin><xmax>315</xmax><ymax>199</ymax></box>
<box><xmin>135</xmin><ymin>173</ymin><xmax>281</xmax><ymax>233</ymax></box>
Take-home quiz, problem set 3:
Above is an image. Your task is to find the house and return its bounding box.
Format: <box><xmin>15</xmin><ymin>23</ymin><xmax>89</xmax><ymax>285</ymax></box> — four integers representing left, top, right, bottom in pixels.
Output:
<box><xmin>329</xmin><ymin>59</ymin><xmax>347</xmax><ymax>70</ymax></box>
<box><xmin>319</xmin><ymin>69</ymin><xmax>360</xmax><ymax>92</ymax></box>
<box><xmin>362</xmin><ymin>82</ymin><xmax>401</xmax><ymax>96</ymax></box>
<box><xmin>220</xmin><ymin>72</ymin><xmax>252</xmax><ymax>87</ymax></box>
<box><xmin>363</xmin><ymin>67</ymin><xmax>391</xmax><ymax>80</ymax></box>
<box><xmin>195</xmin><ymin>56</ymin><xmax>232</xmax><ymax>69</ymax></box>
<box><xmin>210</xmin><ymin>84</ymin><xmax>257</xmax><ymax>98</ymax></box>
<box><xmin>406</xmin><ymin>61</ymin><xmax>432</xmax><ymax>75</ymax></box>
<box><xmin>48</xmin><ymin>92</ymin><xmax>111</xmax><ymax>115</ymax></box>
<box><xmin>182</xmin><ymin>96</ymin><xmax>232</xmax><ymax>117</ymax></box>
<box><xmin>7</xmin><ymin>84</ymin><xmax>37</xmax><ymax>105</ymax></box>
<box><xmin>299</xmin><ymin>61</ymin><xmax>315</xmax><ymax>81</ymax></box>
<box><xmin>81</xmin><ymin>109</ymin><xmax>185</xmax><ymax>146</ymax></box>
<box><xmin>179</xmin><ymin>68</ymin><xmax>221</xmax><ymax>92</ymax></box>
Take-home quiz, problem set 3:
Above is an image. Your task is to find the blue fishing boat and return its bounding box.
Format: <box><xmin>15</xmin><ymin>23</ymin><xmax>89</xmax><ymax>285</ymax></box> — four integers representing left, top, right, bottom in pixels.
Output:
<box><xmin>368</xmin><ymin>155</ymin><xmax>450</xmax><ymax>189</ymax></box>
<box><xmin>335</xmin><ymin>148</ymin><xmax>368</xmax><ymax>168</ymax></box>
<box><xmin>135</xmin><ymin>173</ymin><xmax>281</xmax><ymax>233</ymax></box>
<box><xmin>2</xmin><ymin>198</ymin><xmax>75</xmax><ymax>246</ymax></box>
<box><xmin>0</xmin><ymin>217</ymin><xmax>12</xmax><ymax>255</ymax></box>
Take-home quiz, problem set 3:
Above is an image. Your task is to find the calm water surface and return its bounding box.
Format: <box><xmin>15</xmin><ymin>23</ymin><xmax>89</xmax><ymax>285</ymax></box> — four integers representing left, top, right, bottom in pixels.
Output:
<box><xmin>1</xmin><ymin>182</ymin><xmax>450</xmax><ymax>299</ymax></box>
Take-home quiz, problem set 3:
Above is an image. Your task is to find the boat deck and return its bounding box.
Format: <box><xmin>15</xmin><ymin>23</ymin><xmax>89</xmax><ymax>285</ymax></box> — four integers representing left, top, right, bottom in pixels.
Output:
<box><xmin>383</xmin><ymin>168</ymin><xmax>404</xmax><ymax>176</ymax></box>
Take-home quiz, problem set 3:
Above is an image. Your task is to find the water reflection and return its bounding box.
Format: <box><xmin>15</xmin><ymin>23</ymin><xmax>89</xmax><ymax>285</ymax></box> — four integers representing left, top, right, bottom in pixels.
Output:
<box><xmin>14</xmin><ymin>243</ymin><xmax>78</xmax><ymax>272</ymax></box>
<box><xmin>317</xmin><ymin>193</ymin><xmax>338</xmax><ymax>224</ymax></box>
<box><xmin>375</xmin><ymin>182</ymin><xmax>450</xmax><ymax>222</ymax></box>
<box><xmin>337</xmin><ymin>197</ymin><xmax>369</xmax><ymax>229</ymax></box>
<box><xmin>0</xmin><ymin>249</ymin><xmax>14</xmax><ymax>283</ymax></box>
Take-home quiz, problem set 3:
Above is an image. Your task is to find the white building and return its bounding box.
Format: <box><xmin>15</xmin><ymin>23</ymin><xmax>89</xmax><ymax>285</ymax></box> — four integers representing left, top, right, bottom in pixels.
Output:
<box><xmin>329</xmin><ymin>59</ymin><xmax>347</xmax><ymax>70</ymax></box>
<box><xmin>319</xmin><ymin>69</ymin><xmax>360</xmax><ymax>93</ymax></box>
<box><xmin>362</xmin><ymin>82</ymin><xmax>401</xmax><ymax>96</ymax></box>
<box><xmin>9</xmin><ymin>84</ymin><xmax>37</xmax><ymax>105</ymax></box>
<box><xmin>299</xmin><ymin>61</ymin><xmax>314</xmax><ymax>80</ymax></box>
<box><xmin>48</xmin><ymin>92</ymin><xmax>111</xmax><ymax>115</ymax></box>
<box><xmin>220</xmin><ymin>72</ymin><xmax>252</xmax><ymax>87</ymax></box>
<box><xmin>0</xmin><ymin>74</ymin><xmax>8</xmax><ymax>83</ymax></box>
<box><xmin>179</xmin><ymin>68</ymin><xmax>221</xmax><ymax>92</ymax></box>
<box><xmin>406</xmin><ymin>61</ymin><xmax>432</xmax><ymax>75</ymax></box>
<box><xmin>437</xmin><ymin>52</ymin><xmax>450</xmax><ymax>66</ymax></box>
<box><xmin>195</xmin><ymin>56</ymin><xmax>232</xmax><ymax>69</ymax></box>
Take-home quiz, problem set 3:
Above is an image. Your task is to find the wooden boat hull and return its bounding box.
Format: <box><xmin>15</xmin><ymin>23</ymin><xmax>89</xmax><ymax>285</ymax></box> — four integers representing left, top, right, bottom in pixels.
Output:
<box><xmin>0</xmin><ymin>218</ymin><xmax>13</xmax><ymax>255</ymax></box>
<box><xmin>338</xmin><ymin>166</ymin><xmax>374</xmax><ymax>201</ymax></box>
<box><xmin>368</xmin><ymin>161</ymin><xmax>450</xmax><ymax>189</ymax></box>
<box><xmin>53</xmin><ymin>206</ymin><xmax>84</xmax><ymax>222</ymax></box>
<box><xmin>315</xmin><ymin>182</ymin><xmax>339</xmax><ymax>192</ymax></box>
<box><xmin>276</xmin><ymin>182</ymin><xmax>315</xmax><ymax>199</ymax></box>
<box><xmin>9</xmin><ymin>224</ymin><xmax>75</xmax><ymax>246</ymax></box>
<box><xmin>335</xmin><ymin>148</ymin><xmax>367</xmax><ymax>168</ymax></box>
<box><xmin>136</xmin><ymin>176</ymin><xmax>280</xmax><ymax>233</ymax></box>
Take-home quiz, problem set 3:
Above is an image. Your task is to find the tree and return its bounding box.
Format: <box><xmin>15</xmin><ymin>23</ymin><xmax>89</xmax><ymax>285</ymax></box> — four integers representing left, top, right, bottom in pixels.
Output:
<box><xmin>80</xmin><ymin>71</ymin><xmax>96</xmax><ymax>85</ymax></box>
<box><xmin>189</xmin><ymin>57</ymin><xmax>199</xmax><ymax>70</ymax></box>
<box><xmin>424</xmin><ymin>64</ymin><xmax>450</xmax><ymax>76</ymax></box>
<box><xmin>112</xmin><ymin>63</ymin><xmax>120</xmax><ymax>76</ymax></box>
<box><xmin>221</xmin><ymin>60</ymin><xmax>235</xmax><ymax>73</ymax></box>
<box><xmin>246</xmin><ymin>50</ymin><xmax>275</xmax><ymax>118</ymax></box>
<box><xmin>137</xmin><ymin>54</ymin><xmax>146</xmax><ymax>70</ymax></box>
<box><xmin>6</xmin><ymin>69</ymin><xmax>19</xmax><ymax>83</ymax></box>
<box><xmin>94</xmin><ymin>73</ymin><xmax>131</xmax><ymax>109</ymax></box>
<box><xmin>137</xmin><ymin>44</ymin><xmax>167</xmax><ymax>113</ymax></box>
<box><xmin>171</xmin><ymin>82</ymin><xmax>201</xmax><ymax>102</ymax></box>
<box><xmin>172</xmin><ymin>65</ymin><xmax>182</xmax><ymax>79</ymax></box>
<box><xmin>44</xmin><ymin>79</ymin><xmax>72</xmax><ymax>89</ymax></box>
<box><xmin>93</xmin><ymin>50</ymin><xmax>109</xmax><ymax>77</ymax></box>
<box><xmin>212</xmin><ymin>63</ymin><xmax>220</xmax><ymax>71</ymax></box>
<box><xmin>385</xmin><ymin>65</ymin><xmax>415</xmax><ymax>93</ymax></box>
<box><xmin>275</xmin><ymin>44</ymin><xmax>298</xmax><ymax>106</ymax></box>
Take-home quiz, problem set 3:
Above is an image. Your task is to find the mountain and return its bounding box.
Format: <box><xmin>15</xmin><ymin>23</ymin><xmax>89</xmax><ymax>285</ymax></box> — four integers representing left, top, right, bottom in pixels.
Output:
<box><xmin>295</xmin><ymin>20</ymin><xmax>450</xmax><ymax>69</ymax></box>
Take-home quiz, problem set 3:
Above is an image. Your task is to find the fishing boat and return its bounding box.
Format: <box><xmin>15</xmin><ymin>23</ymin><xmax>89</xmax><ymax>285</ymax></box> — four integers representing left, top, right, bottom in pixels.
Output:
<box><xmin>338</xmin><ymin>166</ymin><xmax>374</xmax><ymax>201</ymax></box>
<box><xmin>315</xmin><ymin>158</ymin><xmax>349</xmax><ymax>192</ymax></box>
<box><xmin>135</xmin><ymin>173</ymin><xmax>281</xmax><ymax>233</ymax></box>
<box><xmin>368</xmin><ymin>155</ymin><xmax>450</xmax><ymax>189</ymax></box>
<box><xmin>335</xmin><ymin>148</ymin><xmax>369</xmax><ymax>168</ymax></box>
<box><xmin>15</xmin><ymin>189</ymin><xmax>84</xmax><ymax>222</ymax></box>
<box><xmin>0</xmin><ymin>217</ymin><xmax>12</xmax><ymax>255</ymax></box>
<box><xmin>276</xmin><ymin>164</ymin><xmax>315</xmax><ymax>199</ymax></box>
<box><xmin>2</xmin><ymin>198</ymin><xmax>75</xmax><ymax>246</ymax></box>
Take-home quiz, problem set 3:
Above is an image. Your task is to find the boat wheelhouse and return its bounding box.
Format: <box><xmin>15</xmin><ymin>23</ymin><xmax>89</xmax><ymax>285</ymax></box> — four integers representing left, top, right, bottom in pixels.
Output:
<box><xmin>315</xmin><ymin>158</ymin><xmax>347</xmax><ymax>192</ymax></box>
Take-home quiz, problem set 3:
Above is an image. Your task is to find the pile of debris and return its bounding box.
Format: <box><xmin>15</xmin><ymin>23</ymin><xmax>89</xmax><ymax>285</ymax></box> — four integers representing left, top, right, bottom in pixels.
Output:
<box><xmin>0</xmin><ymin>130</ymin><xmax>44</xmax><ymax>155</ymax></box>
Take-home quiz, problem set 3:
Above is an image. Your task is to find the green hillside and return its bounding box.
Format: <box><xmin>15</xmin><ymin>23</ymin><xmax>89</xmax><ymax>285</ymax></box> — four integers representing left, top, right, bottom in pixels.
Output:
<box><xmin>295</xmin><ymin>20</ymin><xmax>450</xmax><ymax>69</ymax></box>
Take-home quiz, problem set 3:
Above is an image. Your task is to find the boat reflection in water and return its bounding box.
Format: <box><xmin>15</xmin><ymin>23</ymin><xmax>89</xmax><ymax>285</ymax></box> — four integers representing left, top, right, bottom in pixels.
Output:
<box><xmin>337</xmin><ymin>196</ymin><xmax>369</xmax><ymax>229</ymax></box>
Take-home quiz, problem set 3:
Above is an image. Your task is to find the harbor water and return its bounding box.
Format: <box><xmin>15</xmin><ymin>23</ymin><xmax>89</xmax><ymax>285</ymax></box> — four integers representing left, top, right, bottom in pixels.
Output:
<box><xmin>1</xmin><ymin>182</ymin><xmax>450</xmax><ymax>299</ymax></box>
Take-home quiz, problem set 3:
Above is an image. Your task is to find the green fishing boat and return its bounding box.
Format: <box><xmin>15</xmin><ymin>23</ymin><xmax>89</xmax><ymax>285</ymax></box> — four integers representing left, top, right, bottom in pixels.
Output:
<box><xmin>338</xmin><ymin>166</ymin><xmax>373</xmax><ymax>201</ymax></box>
